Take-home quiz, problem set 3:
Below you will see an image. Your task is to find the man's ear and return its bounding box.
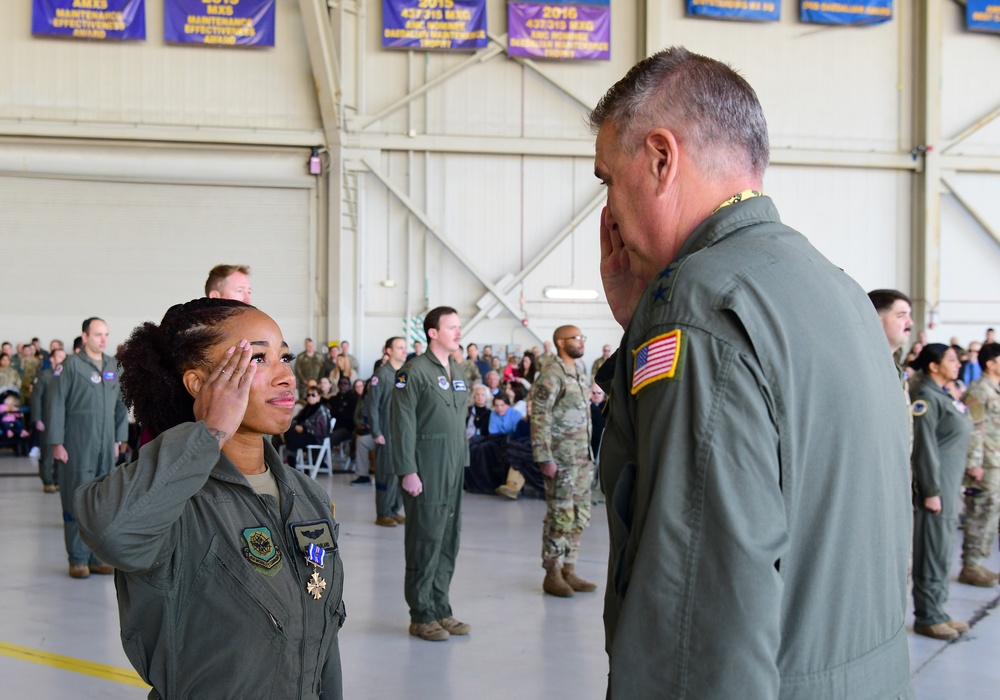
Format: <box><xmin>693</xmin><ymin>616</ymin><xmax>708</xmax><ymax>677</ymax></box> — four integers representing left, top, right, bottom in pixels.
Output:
<box><xmin>183</xmin><ymin>369</ymin><xmax>206</xmax><ymax>399</ymax></box>
<box><xmin>207</xmin><ymin>290</ymin><xmax>221</xmax><ymax>299</ymax></box>
<box><xmin>646</xmin><ymin>128</ymin><xmax>679</xmax><ymax>195</ymax></box>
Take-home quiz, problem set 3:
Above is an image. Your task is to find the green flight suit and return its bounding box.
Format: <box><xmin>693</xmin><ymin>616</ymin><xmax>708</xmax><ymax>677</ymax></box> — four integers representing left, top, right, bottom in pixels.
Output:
<box><xmin>48</xmin><ymin>352</ymin><xmax>128</xmax><ymax>566</ymax></box>
<box><xmin>366</xmin><ymin>360</ymin><xmax>404</xmax><ymax>519</ymax></box>
<box><xmin>75</xmin><ymin>422</ymin><xmax>345</xmax><ymax>699</ymax></box>
<box><xmin>30</xmin><ymin>363</ymin><xmax>60</xmax><ymax>487</ymax></box>
<box><xmin>390</xmin><ymin>352</ymin><xmax>469</xmax><ymax>623</ymax></box>
<box><xmin>910</xmin><ymin>375</ymin><xmax>973</xmax><ymax>627</ymax></box>
<box><xmin>597</xmin><ymin>197</ymin><xmax>913</xmax><ymax>699</ymax></box>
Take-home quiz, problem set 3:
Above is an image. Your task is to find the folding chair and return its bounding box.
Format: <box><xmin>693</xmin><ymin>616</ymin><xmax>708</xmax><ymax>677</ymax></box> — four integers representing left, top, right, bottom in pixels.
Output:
<box><xmin>296</xmin><ymin>437</ymin><xmax>332</xmax><ymax>479</ymax></box>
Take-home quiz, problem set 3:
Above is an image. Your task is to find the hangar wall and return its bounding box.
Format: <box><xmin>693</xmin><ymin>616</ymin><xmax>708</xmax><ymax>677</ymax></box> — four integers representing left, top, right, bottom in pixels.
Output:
<box><xmin>2</xmin><ymin>0</ymin><xmax>998</xmax><ymax>368</ymax></box>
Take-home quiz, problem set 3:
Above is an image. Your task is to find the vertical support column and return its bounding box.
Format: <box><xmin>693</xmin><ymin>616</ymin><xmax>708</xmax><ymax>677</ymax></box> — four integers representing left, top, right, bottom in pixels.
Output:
<box><xmin>910</xmin><ymin>0</ymin><xmax>943</xmax><ymax>332</ymax></box>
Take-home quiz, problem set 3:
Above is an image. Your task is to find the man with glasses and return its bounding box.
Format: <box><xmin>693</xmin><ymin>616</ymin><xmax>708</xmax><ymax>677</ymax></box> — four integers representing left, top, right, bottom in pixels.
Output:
<box><xmin>530</xmin><ymin>325</ymin><xmax>596</xmax><ymax>597</ymax></box>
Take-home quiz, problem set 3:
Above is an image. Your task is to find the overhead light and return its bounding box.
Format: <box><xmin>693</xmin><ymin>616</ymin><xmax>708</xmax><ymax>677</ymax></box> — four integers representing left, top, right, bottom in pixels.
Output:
<box><xmin>543</xmin><ymin>287</ymin><xmax>599</xmax><ymax>301</ymax></box>
<box><xmin>380</xmin><ymin>279</ymin><xmax>397</xmax><ymax>288</ymax></box>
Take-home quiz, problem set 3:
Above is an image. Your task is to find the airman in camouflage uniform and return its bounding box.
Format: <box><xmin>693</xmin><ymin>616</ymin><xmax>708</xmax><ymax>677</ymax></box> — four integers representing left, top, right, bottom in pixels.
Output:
<box><xmin>294</xmin><ymin>339</ymin><xmax>326</xmax><ymax>400</ymax></box>
<box><xmin>959</xmin><ymin>342</ymin><xmax>1000</xmax><ymax>587</ymax></box>
<box><xmin>530</xmin><ymin>325</ymin><xmax>595</xmax><ymax>597</ymax></box>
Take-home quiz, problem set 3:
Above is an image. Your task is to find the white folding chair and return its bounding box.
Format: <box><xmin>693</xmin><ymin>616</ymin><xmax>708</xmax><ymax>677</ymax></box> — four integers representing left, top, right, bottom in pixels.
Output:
<box><xmin>295</xmin><ymin>417</ymin><xmax>336</xmax><ymax>479</ymax></box>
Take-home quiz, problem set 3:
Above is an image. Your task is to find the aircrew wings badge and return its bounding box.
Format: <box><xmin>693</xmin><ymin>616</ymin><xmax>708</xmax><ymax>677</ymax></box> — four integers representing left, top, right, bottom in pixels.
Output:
<box><xmin>631</xmin><ymin>330</ymin><xmax>683</xmax><ymax>395</ymax></box>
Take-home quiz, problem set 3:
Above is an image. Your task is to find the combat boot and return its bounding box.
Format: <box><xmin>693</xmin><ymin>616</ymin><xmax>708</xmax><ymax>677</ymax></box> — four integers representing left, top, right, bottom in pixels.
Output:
<box><xmin>409</xmin><ymin>621</ymin><xmax>450</xmax><ymax>641</ymax></box>
<box><xmin>496</xmin><ymin>468</ymin><xmax>526</xmax><ymax>500</ymax></box>
<box><xmin>437</xmin><ymin>616</ymin><xmax>471</xmax><ymax>635</ymax></box>
<box><xmin>914</xmin><ymin>623</ymin><xmax>959</xmax><ymax>641</ymax></box>
<box><xmin>958</xmin><ymin>563</ymin><xmax>999</xmax><ymax>588</ymax></box>
<box><xmin>375</xmin><ymin>516</ymin><xmax>398</xmax><ymax>527</ymax></box>
<box><xmin>562</xmin><ymin>564</ymin><xmax>597</xmax><ymax>592</ymax></box>
<box><xmin>543</xmin><ymin>567</ymin><xmax>574</xmax><ymax>597</ymax></box>
<box><xmin>945</xmin><ymin>619</ymin><xmax>970</xmax><ymax>633</ymax></box>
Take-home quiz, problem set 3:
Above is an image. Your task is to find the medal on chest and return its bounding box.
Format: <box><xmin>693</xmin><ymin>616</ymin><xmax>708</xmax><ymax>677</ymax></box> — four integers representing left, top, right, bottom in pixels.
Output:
<box><xmin>305</xmin><ymin>543</ymin><xmax>327</xmax><ymax>600</ymax></box>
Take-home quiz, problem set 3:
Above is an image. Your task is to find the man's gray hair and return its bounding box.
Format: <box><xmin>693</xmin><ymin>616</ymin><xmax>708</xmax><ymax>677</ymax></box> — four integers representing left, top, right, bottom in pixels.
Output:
<box><xmin>589</xmin><ymin>46</ymin><xmax>769</xmax><ymax>179</ymax></box>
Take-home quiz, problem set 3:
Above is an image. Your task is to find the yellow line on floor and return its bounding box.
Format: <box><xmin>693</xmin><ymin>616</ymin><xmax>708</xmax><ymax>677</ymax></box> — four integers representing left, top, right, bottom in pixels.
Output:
<box><xmin>0</xmin><ymin>641</ymin><xmax>149</xmax><ymax>688</ymax></box>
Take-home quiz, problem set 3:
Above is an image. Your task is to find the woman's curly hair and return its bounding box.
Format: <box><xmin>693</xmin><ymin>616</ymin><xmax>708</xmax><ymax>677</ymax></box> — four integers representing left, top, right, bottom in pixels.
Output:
<box><xmin>118</xmin><ymin>298</ymin><xmax>251</xmax><ymax>438</ymax></box>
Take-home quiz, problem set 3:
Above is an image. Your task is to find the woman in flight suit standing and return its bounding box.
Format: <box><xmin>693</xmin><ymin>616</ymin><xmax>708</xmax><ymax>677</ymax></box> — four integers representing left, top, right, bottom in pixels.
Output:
<box><xmin>910</xmin><ymin>343</ymin><xmax>973</xmax><ymax>641</ymax></box>
<box><xmin>76</xmin><ymin>298</ymin><xmax>346</xmax><ymax>699</ymax></box>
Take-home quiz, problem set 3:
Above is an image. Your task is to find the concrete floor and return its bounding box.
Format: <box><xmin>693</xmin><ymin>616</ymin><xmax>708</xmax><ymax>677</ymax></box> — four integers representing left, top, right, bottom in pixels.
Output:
<box><xmin>1</xmin><ymin>453</ymin><xmax>998</xmax><ymax>699</ymax></box>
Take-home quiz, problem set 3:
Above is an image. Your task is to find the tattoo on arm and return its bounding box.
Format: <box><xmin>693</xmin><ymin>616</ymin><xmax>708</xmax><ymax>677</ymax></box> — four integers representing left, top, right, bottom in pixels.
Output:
<box><xmin>209</xmin><ymin>429</ymin><xmax>227</xmax><ymax>445</ymax></box>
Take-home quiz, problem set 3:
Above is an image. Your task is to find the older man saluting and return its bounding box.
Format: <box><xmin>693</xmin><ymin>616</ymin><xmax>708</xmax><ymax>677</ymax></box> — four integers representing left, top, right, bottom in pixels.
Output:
<box><xmin>592</xmin><ymin>47</ymin><xmax>913</xmax><ymax>698</ymax></box>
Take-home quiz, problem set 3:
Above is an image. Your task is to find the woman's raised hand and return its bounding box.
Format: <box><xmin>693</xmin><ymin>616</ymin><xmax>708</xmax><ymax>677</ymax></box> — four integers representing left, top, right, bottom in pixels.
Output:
<box><xmin>193</xmin><ymin>340</ymin><xmax>257</xmax><ymax>447</ymax></box>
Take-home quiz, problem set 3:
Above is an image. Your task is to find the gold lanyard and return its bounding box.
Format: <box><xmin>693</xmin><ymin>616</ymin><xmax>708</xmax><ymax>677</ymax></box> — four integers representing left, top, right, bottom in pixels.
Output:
<box><xmin>712</xmin><ymin>189</ymin><xmax>763</xmax><ymax>214</ymax></box>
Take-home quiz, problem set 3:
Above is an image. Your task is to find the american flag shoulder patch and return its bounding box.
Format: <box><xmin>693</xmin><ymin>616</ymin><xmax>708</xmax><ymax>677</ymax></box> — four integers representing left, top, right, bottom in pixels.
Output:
<box><xmin>631</xmin><ymin>330</ymin><xmax>683</xmax><ymax>395</ymax></box>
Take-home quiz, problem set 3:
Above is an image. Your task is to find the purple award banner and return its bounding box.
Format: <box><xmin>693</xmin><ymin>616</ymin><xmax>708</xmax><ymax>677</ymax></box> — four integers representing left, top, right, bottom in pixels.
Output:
<box><xmin>800</xmin><ymin>1</ymin><xmax>892</xmax><ymax>25</ymax></box>
<box><xmin>382</xmin><ymin>0</ymin><xmax>488</xmax><ymax>51</ymax></box>
<box><xmin>508</xmin><ymin>2</ymin><xmax>610</xmax><ymax>60</ymax></box>
<box><xmin>164</xmin><ymin>0</ymin><xmax>275</xmax><ymax>47</ymax></box>
<box><xmin>32</xmin><ymin>0</ymin><xmax>146</xmax><ymax>41</ymax></box>
<box><xmin>967</xmin><ymin>1</ymin><xmax>1000</xmax><ymax>33</ymax></box>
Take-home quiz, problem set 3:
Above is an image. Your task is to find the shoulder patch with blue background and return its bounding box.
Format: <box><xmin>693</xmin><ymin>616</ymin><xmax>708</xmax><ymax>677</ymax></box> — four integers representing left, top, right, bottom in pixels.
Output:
<box><xmin>911</xmin><ymin>400</ymin><xmax>928</xmax><ymax>417</ymax></box>
<box><xmin>103</xmin><ymin>371</ymin><xmax>117</xmax><ymax>381</ymax></box>
<box><xmin>437</xmin><ymin>376</ymin><xmax>449</xmax><ymax>390</ymax></box>
<box><xmin>395</xmin><ymin>370</ymin><xmax>407</xmax><ymax>389</ymax></box>
<box><xmin>453</xmin><ymin>379</ymin><xmax>466</xmax><ymax>392</ymax></box>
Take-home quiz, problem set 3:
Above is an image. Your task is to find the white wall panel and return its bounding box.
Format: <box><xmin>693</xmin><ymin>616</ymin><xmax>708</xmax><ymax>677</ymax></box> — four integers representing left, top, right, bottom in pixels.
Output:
<box><xmin>3</xmin><ymin>174</ymin><xmax>313</xmax><ymax>354</ymax></box>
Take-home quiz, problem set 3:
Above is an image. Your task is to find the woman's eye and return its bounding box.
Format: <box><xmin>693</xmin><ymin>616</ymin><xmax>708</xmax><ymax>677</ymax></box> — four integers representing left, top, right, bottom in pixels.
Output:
<box><xmin>281</xmin><ymin>354</ymin><xmax>295</xmax><ymax>364</ymax></box>
<box><xmin>251</xmin><ymin>354</ymin><xmax>266</xmax><ymax>364</ymax></box>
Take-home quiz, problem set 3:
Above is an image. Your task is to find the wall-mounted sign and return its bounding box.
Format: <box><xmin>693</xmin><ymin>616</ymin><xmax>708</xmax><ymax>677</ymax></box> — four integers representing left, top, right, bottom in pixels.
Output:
<box><xmin>32</xmin><ymin>0</ymin><xmax>146</xmax><ymax>41</ymax></box>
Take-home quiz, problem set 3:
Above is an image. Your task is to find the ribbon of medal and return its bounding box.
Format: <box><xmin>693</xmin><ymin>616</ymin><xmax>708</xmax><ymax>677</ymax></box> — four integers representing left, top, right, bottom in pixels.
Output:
<box><xmin>305</xmin><ymin>543</ymin><xmax>327</xmax><ymax>600</ymax></box>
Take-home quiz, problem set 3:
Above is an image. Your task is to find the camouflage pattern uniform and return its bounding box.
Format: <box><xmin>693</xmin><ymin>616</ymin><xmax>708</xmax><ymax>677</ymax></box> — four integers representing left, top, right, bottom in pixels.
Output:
<box><xmin>460</xmin><ymin>358</ymin><xmax>481</xmax><ymax>387</ymax></box>
<box><xmin>530</xmin><ymin>357</ymin><xmax>593</xmax><ymax>570</ymax></box>
<box><xmin>961</xmin><ymin>376</ymin><xmax>1000</xmax><ymax>567</ymax></box>
<box><xmin>293</xmin><ymin>352</ymin><xmax>326</xmax><ymax>399</ymax></box>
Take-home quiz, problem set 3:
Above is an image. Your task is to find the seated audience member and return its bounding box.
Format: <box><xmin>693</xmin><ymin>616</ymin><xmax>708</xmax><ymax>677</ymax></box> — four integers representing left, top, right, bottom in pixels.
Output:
<box><xmin>489</xmin><ymin>395</ymin><xmax>522</xmax><ymax>436</ymax></box>
<box><xmin>502</xmin><ymin>354</ymin><xmax>520</xmax><ymax>383</ymax></box>
<box><xmin>322</xmin><ymin>344</ymin><xmax>342</xmax><ymax>378</ymax></box>
<box><xmin>1</xmin><ymin>390</ymin><xmax>30</xmax><ymax>441</ymax></box>
<box><xmin>961</xmin><ymin>342</ymin><xmax>983</xmax><ymax>387</ymax></box>
<box><xmin>0</xmin><ymin>353</ymin><xmax>20</xmax><ymax>394</ymax></box>
<box><xmin>340</xmin><ymin>340</ymin><xmax>360</xmax><ymax>374</ymax></box>
<box><xmin>518</xmin><ymin>352</ymin><xmax>538</xmax><ymax>387</ymax></box>
<box><xmin>351</xmin><ymin>380</ymin><xmax>374</xmax><ymax>485</ymax></box>
<box><xmin>331</xmin><ymin>354</ymin><xmax>357</xmax><ymax>386</ymax></box>
<box><xmin>318</xmin><ymin>376</ymin><xmax>336</xmax><ymax>403</ymax></box>
<box><xmin>490</xmin><ymin>356</ymin><xmax>502</xmax><ymax>373</ymax></box>
<box><xmin>483</xmin><ymin>371</ymin><xmax>501</xmax><ymax>407</ymax></box>
<box><xmin>509</xmin><ymin>382</ymin><xmax>528</xmax><ymax>418</ymax></box>
<box><xmin>283</xmin><ymin>388</ymin><xmax>332</xmax><ymax>462</ymax></box>
<box><xmin>328</xmin><ymin>377</ymin><xmax>357</xmax><ymax>453</ymax></box>
<box><xmin>467</xmin><ymin>385</ymin><xmax>491</xmax><ymax>437</ymax></box>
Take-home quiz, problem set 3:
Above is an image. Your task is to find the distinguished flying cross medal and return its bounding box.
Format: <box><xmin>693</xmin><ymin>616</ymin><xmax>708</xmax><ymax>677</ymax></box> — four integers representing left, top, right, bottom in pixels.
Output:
<box><xmin>305</xmin><ymin>543</ymin><xmax>327</xmax><ymax>600</ymax></box>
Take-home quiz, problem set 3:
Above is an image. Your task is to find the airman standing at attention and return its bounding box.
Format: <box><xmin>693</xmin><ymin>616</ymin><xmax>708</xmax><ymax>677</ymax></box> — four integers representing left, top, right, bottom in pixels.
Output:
<box><xmin>205</xmin><ymin>264</ymin><xmax>252</xmax><ymax>304</ymax></box>
<box><xmin>294</xmin><ymin>338</ymin><xmax>326</xmax><ymax>400</ymax></box>
<box><xmin>49</xmin><ymin>317</ymin><xmax>129</xmax><ymax>579</ymax></box>
<box><xmin>390</xmin><ymin>307</ymin><xmax>470</xmax><ymax>642</ymax></box>
<box><xmin>31</xmin><ymin>346</ymin><xmax>68</xmax><ymax>493</ymax></box>
<box><xmin>958</xmin><ymin>342</ymin><xmax>1000</xmax><ymax>588</ymax></box>
<box><xmin>531</xmin><ymin>325</ymin><xmax>596</xmax><ymax>597</ymax></box>
<box><xmin>367</xmin><ymin>336</ymin><xmax>407</xmax><ymax>527</ymax></box>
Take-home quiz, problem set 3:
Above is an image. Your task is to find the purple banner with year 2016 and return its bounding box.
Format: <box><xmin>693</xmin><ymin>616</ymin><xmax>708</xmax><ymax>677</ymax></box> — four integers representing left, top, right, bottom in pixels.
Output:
<box><xmin>32</xmin><ymin>0</ymin><xmax>146</xmax><ymax>41</ymax></box>
<box><xmin>164</xmin><ymin>0</ymin><xmax>275</xmax><ymax>47</ymax></box>
<box><xmin>686</xmin><ymin>0</ymin><xmax>780</xmax><ymax>22</ymax></box>
<box><xmin>800</xmin><ymin>1</ymin><xmax>892</xmax><ymax>25</ymax></box>
<box><xmin>508</xmin><ymin>1</ymin><xmax>610</xmax><ymax>61</ymax></box>
<box><xmin>382</xmin><ymin>0</ymin><xmax>487</xmax><ymax>51</ymax></box>
<box><xmin>967</xmin><ymin>1</ymin><xmax>1000</xmax><ymax>33</ymax></box>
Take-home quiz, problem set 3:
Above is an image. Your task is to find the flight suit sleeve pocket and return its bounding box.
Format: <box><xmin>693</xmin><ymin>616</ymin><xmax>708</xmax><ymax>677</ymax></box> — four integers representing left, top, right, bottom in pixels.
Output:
<box><xmin>608</xmin><ymin>461</ymin><xmax>636</xmax><ymax>597</ymax></box>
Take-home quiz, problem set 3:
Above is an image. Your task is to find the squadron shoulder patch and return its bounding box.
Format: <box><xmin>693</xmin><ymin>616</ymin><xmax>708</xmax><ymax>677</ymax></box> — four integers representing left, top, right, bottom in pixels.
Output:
<box><xmin>911</xmin><ymin>399</ymin><xmax>928</xmax><ymax>417</ymax></box>
<box><xmin>631</xmin><ymin>330</ymin><xmax>684</xmax><ymax>395</ymax></box>
<box><xmin>437</xmin><ymin>376</ymin><xmax>449</xmax><ymax>390</ymax></box>
<box><xmin>395</xmin><ymin>371</ymin><xmax>408</xmax><ymax>389</ymax></box>
<box><xmin>370</xmin><ymin>376</ymin><xmax>379</xmax><ymax>387</ymax></box>
<box><xmin>242</xmin><ymin>526</ymin><xmax>283</xmax><ymax>576</ymax></box>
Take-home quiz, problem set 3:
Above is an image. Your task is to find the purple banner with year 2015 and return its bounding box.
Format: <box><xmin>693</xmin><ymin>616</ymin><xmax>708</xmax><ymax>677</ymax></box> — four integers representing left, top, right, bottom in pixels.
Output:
<box><xmin>164</xmin><ymin>0</ymin><xmax>275</xmax><ymax>47</ymax></box>
<box><xmin>800</xmin><ymin>1</ymin><xmax>892</xmax><ymax>25</ymax></box>
<box><xmin>32</xmin><ymin>0</ymin><xmax>146</xmax><ymax>41</ymax></box>
<box><xmin>382</xmin><ymin>0</ymin><xmax>487</xmax><ymax>51</ymax></box>
<box><xmin>507</xmin><ymin>1</ymin><xmax>610</xmax><ymax>61</ymax></box>
<box><xmin>967</xmin><ymin>1</ymin><xmax>1000</xmax><ymax>33</ymax></box>
<box><xmin>686</xmin><ymin>0</ymin><xmax>780</xmax><ymax>22</ymax></box>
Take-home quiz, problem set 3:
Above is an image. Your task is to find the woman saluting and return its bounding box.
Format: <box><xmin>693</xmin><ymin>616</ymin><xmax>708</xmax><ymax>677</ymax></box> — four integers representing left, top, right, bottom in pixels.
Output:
<box><xmin>76</xmin><ymin>298</ymin><xmax>345</xmax><ymax>699</ymax></box>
